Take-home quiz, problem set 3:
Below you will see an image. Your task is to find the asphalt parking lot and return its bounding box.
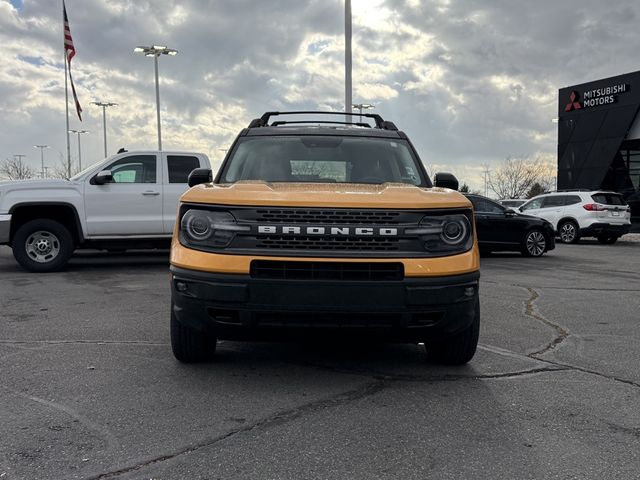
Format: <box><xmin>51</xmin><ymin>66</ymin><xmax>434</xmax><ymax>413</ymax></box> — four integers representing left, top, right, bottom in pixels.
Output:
<box><xmin>1</xmin><ymin>240</ymin><xmax>639</xmax><ymax>480</ymax></box>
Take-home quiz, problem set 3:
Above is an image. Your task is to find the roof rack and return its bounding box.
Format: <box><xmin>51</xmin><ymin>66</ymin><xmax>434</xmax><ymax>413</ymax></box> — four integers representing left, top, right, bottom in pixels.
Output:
<box><xmin>271</xmin><ymin>120</ymin><xmax>371</xmax><ymax>128</ymax></box>
<box><xmin>543</xmin><ymin>189</ymin><xmax>591</xmax><ymax>194</ymax></box>
<box><xmin>247</xmin><ymin>111</ymin><xmax>398</xmax><ymax>131</ymax></box>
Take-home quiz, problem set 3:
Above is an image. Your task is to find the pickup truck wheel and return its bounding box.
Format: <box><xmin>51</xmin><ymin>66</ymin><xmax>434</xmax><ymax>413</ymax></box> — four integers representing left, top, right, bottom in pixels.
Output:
<box><xmin>12</xmin><ymin>219</ymin><xmax>74</xmax><ymax>272</ymax></box>
<box><xmin>424</xmin><ymin>298</ymin><xmax>480</xmax><ymax>365</ymax></box>
<box><xmin>170</xmin><ymin>307</ymin><xmax>217</xmax><ymax>363</ymax></box>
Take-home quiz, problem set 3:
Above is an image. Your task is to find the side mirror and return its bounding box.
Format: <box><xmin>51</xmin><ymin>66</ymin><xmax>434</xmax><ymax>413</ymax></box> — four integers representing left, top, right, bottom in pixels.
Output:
<box><xmin>433</xmin><ymin>172</ymin><xmax>459</xmax><ymax>191</ymax></box>
<box><xmin>94</xmin><ymin>170</ymin><xmax>113</xmax><ymax>185</ymax></box>
<box><xmin>188</xmin><ymin>168</ymin><xmax>212</xmax><ymax>187</ymax></box>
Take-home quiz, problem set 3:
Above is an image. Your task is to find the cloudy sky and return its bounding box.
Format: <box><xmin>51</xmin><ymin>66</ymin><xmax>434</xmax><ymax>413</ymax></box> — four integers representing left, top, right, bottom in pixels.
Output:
<box><xmin>1</xmin><ymin>0</ymin><xmax>639</xmax><ymax>189</ymax></box>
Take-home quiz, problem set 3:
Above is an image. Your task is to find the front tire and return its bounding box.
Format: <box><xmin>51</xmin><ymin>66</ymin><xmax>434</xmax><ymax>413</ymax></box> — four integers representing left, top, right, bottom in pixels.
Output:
<box><xmin>12</xmin><ymin>219</ymin><xmax>74</xmax><ymax>272</ymax></box>
<box><xmin>558</xmin><ymin>220</ymin><xmax>580</xmax><ymax>244</ymax></box>
<box><xmin>170</xmin><ymin>305</ymin><xmax>217</xmax><ymax>363</ymax></box>
<box><xmin>522</xmin><ymin>229</ymin><xmax>547</xmax><ymax>257</ymax></box>
<box><xmin>425</xmin><ymin>298</ymin><xmax>480</xmax><ymax>365</ymax></box>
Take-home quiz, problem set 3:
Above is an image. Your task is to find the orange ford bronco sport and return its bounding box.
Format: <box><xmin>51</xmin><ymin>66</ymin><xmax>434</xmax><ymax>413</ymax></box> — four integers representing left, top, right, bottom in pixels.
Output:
<box><xmin>170</xmin><ymin>111</ymin><xmax>480</xmax><ymax>364</ymax></box>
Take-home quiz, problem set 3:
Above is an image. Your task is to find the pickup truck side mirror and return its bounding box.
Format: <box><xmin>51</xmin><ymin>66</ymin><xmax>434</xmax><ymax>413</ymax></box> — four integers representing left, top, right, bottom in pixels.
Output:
<box><xmin>188</xmin><ymin>168</ymin><xmax>212</xmax><ymax>187</ymax></box>
<box><xmin>94</xmin><ymin>170</ymin><xmax>113</xmax><ymax>185</ymax></box>
<box><xmin>433</xmin><ymin>172</ymin><xmax>459</xmax><ymax>191</ymax></box>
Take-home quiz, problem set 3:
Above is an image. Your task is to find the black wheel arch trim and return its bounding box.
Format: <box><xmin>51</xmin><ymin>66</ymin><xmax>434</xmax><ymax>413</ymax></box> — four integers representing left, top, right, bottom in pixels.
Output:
<box><xmin>8</xmin><ymin>202</ymin><xmax>85</xmax><ymax>244</ymax></box>
<box><xmin>556</xmin><ymin>217</ymin><xmax>578</xmax><ymax>231</ymax></box>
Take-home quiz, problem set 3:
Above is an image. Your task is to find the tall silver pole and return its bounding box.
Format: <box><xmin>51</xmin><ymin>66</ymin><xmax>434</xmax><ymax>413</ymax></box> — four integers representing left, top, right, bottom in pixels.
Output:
<box><xmin>77</xmin><ymin>131</ymin><xmax>82</xmax><ymax>171</ymax></box>
<box><xmin>345</xmin><ymin>0</ymin><xmax>352</xmax><ymax>115</ymax></box>
<box><xmin>102</xmin><ymin>105</ymin><xmax>107</xmax><ymax>157</ymax></box>
<box><xmin>154</xmin><ymin>54</ymin><xmax>162</xmax><ymax>151</ymax></box>
<box><xmin>40</xmin><ymin>148</ymin><xmax>44</xmax><ymax>178</ymax></box>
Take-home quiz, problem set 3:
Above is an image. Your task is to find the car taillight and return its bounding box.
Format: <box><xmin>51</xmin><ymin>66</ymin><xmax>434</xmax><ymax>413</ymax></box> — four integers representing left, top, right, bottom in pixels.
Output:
<box><xmin>582</xmin><ymin>203</ymin><xmax>605</xmax><ymax>211</ymax></box>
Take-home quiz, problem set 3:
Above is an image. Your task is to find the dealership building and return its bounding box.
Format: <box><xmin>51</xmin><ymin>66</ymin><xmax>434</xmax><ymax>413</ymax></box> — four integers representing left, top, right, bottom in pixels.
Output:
<box><xmin>558</xmin><ymin>70</ymin><xmax>640</xmax><ymax>229</ymax></box>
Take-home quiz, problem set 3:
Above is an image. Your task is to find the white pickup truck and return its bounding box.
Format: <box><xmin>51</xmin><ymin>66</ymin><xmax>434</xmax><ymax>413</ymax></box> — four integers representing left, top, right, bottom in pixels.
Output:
<box><xmin>0</xmin><ymin>150</ymin><xmax>211</xmax><ymax>272</ymax></box>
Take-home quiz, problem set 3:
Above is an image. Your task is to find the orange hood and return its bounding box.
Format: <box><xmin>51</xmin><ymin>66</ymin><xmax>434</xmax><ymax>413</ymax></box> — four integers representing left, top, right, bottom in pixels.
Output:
<box><xmin>181</xmin><ymin>181</ymin><xmax>471</xmax><ymax>209</ymax></box>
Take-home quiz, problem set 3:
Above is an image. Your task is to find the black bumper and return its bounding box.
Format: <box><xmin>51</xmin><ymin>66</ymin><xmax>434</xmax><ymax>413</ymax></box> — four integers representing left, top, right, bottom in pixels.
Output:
<box><xmin>580</xmin><ymin>223</ymin><xmax>631</xmax><ymax>237</ymax></box>
<box><xmin>170</xmin><ymin>266</ymin><xmax>480</xmax><ymax>342</ymax></box>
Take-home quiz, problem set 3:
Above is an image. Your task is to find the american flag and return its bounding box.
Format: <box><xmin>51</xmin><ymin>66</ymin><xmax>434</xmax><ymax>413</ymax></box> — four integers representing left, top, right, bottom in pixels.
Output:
<box><xmin>63</xmin><ymin>1</ymin><xmax>82</xmax><ymax>121</ymax></box>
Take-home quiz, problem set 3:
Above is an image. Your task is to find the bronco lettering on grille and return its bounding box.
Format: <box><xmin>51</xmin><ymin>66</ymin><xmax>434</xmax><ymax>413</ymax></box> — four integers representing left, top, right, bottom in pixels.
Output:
<box><xmin>257</xmin><ymin>226</ymin><xmax>398</xmax><ymax>236</ymax></box>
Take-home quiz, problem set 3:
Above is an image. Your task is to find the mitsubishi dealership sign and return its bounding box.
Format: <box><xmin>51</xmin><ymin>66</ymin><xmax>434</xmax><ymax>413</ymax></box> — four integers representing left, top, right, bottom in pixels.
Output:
<box><xmin>565</xmin><ymin>83</ymin><xmax>630</xmax><ymax>111</ymax></box>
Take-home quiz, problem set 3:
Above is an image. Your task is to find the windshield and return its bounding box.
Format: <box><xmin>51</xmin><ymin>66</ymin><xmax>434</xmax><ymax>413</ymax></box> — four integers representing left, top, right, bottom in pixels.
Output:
<box><xmin>69</xmin><ymin>160</ymin><xmax>106</xmax><ymax>181</ymax></box>
<box><xmin>219</xmin><ymin>136</ymin><xmax>427</xmax><ymax>185</ymax></box>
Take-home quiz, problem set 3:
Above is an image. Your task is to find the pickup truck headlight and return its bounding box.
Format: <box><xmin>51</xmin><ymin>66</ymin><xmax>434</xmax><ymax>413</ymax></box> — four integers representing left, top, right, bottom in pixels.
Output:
<box><xmin>405</xmin><ymin>214</ymin><xmax>473</xmax><ymax>254</ymax></box>
<box><xmin>180</xmin><ymin>209</ymin><xmax>249</xmax><ymax>249</ymax></box>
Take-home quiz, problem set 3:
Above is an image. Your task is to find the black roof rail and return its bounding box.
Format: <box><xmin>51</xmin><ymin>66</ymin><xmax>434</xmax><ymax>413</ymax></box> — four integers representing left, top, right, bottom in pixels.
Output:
<box><xmin>271</xmin><ymin>120</ymin><xmax>371</xmax><ymax>128</ymax></box>
<box><xmin>543</xmin><ymin>189</ymin><xmax>591</xmax><ymax>194</ymax></box>
<box><xmin>247</xmin><ymin>111</ymin><xmax>398</xmax><ymax>131</ymax></box>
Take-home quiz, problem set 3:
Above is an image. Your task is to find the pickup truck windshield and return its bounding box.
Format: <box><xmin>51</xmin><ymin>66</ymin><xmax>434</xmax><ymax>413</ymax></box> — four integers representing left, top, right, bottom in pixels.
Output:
<box><xmin>219</xmin><ymin>136</ymin><xmax>426</xmax><ymax>185</ymax></box>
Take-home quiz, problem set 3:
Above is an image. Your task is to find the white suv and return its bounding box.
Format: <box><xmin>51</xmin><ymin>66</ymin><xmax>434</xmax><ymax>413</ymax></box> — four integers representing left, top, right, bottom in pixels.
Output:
<box><xmin>518</xmin><ymin>190</ymin><xmax>631</xmax><ymax>244</ymax></box>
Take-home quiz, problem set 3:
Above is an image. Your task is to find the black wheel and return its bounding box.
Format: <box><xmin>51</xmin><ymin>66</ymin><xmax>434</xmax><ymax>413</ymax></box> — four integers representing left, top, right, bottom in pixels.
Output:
<box><xmin>522</xmin><ymin>229</ymin><xmax>547</xmax><ymax>257</ymax></box>
<box><xmin>170</xmin><ymin>305</ymin><xmax>217</xmax><ymax>363</ymax></box>
<box><xmin>11</xmin><ymin>219</ymin><xmax>74</xmax><ymax>272</ymax></box>
<box><xmin>558</xmin><ymin>220</ymin><xmax>580</xmax><ymax>244</ymax></box>
<box><xmin>597</xmin><ymin>235</ymin><xmax>618</xmax><ymax>245</ymax></box>
<box><xmin>425</xmin><ymin>298</ymin><xmax>480</xmax><ymax>365</ymax></box>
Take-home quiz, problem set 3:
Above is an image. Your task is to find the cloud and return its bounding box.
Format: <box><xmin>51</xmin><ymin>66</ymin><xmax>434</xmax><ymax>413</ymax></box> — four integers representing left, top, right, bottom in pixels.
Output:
<box><xmin>1</xmin><ymin>0</ymin><xmax>639</xmax><ymax>192</ymax></box>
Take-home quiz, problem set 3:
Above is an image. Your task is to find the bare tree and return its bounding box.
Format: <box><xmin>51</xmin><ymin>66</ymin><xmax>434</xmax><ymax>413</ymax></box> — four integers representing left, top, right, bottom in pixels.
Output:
<box><xmin>488</xmin><ymin>156</ymin><xmax>553</xmax><ymax>199</ymax></box>
<box><xmin>0</xmin><ymin>156</ymin><xmax>36</xmax><ymax>180</ymax></box>
<box><xmin>50</xmin><ymin>152</ymin><xmax>78</xmax><ymax>179</ymax></box>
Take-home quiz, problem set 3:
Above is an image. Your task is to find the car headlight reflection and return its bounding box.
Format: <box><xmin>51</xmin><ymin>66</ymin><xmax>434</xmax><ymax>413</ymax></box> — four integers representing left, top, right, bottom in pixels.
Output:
<box><xmin>180</xmin><ymin>209</ymin><xmax>249</xmax><ymax>249</ymax></box>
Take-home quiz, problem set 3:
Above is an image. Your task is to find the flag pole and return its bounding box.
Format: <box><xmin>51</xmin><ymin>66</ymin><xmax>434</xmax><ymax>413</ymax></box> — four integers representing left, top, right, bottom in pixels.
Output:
<box><xmin>63</xmin><ymin>2</ymin><xmax>71</xmax><ymax>178</ymax></box>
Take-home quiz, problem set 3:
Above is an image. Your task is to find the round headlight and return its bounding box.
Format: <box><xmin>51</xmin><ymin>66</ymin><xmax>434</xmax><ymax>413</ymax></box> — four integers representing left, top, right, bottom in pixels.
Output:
<box><xmin>183</xmin><ymin>212</ymin><xmax>212</xmax><ymax>240</ymax></box>
<box><xmin>441</xmin><ymin>219</ymin><xmax>467</xmax><ymax>245</ymax></box>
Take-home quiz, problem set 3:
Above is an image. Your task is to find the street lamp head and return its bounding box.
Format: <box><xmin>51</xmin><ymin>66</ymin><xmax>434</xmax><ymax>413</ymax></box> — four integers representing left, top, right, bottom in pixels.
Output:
<box><xmin>352</xmin><ymin>103</ymin><xmax>375</xmax><ymax>109</ymax></box>
<box><xmin>69</xmin><ymin>129</ymin><xmax>89</xmax><ymax>134</ymax></box>
<box><xmin>135</xmin><ymin>45</ymin><xmax>178</xmax><ymax>57</ymax></box>
<box><xmin>33</xmin><ymin>145</ymin><xmax>50</xmax><ymax>149</ymax></box>
<box><xmin>92</xmin><ymin>101</ymin><xmax>118</xmax><ymax>107</ymax></box>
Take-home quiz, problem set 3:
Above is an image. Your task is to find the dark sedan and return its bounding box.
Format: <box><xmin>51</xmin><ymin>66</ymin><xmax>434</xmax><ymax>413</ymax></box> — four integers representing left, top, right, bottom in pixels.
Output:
<box><xmin>465</xmin><ymin>194</ymin><xmax>556</xmax><ymax>257</ymax></box>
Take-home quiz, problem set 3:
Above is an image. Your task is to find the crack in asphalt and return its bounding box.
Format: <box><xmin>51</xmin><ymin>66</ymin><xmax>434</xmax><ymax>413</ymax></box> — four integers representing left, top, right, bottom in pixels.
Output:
<box><xmin>482</xmin><ymin>279</ymin><xmax>640</xmax><ymax>292</ymax></box>
<box><xmin>83</xmin><ymin>362</ymin><xmax>571</xmax><ymax>479</ymax></box>
<box><xmin>4</xmin><ymin>389</ymin><xmax>119</xmax><ymax>455</ymax></box>
<box><xmin>85</xmin><ymin>380</ymin><xmax>385</xmax><ymax>480</ymax></box>
<box><xmin>521</xmin><ymin>287</ymin><xmax>570</xmax><ymax>356</ymax></box>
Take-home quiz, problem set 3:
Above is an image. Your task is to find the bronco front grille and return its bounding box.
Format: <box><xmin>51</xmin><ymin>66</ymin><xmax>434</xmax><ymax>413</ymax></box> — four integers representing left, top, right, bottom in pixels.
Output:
<box><xmin>250</xmin><ymin>260</ymin><xmax>404</xmax><ymax>281</ymax></box>
<box><xmin>256</xmin><ymin>235</ymin><xmax>400</xmax><ymax>251</ymax></box>
<box><xmin>253</xmin><ymin>209</ymin><xmax>402</xmax><ymax>224</ymax></box>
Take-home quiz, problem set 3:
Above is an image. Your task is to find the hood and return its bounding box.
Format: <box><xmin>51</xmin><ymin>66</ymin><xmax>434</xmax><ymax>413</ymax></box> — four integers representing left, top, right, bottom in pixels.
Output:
<box><xmin>0</xmin><ymin>179</ymin><xmax>74</xmax><ymax>191</ymax></box>
<box><xmin>181</xmin><ymin>181</ymin><xmax>471</xmax><ymax>209</ymax></box>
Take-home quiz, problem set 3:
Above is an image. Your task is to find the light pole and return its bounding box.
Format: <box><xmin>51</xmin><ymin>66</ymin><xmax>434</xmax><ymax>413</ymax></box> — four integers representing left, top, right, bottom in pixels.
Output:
<box><xmin>345</xmin><ymin>0</ymin><xmax>352</xmax><ymax>115</ymax></box>
<box><xmin>69</xmin><ymin>129</ymin><xmax>89</xmax><ymax>172</ymax></box>
<box><xmin>91</xmin><ymin>101</ymin><xmax>117</xmax><ymax>158</ymax></box>
<box><xmin>134</xmin><ymin>45</ymin><xmax>178</xmax><ymax>151</ymax></box>
<box><xmin>33</xmin><ymin>145</ymin><xmax>50</xmax><ymax>178</ymax></box>
<box><xmin>352</xmin><ymin>103</ymin><xmax>374</xmax><ymax>123</ymax></box>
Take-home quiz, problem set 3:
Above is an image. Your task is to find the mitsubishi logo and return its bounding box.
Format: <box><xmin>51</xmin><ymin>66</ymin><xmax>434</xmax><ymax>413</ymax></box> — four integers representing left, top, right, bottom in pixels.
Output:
<box><xmin>565</xmin><ymin>90</ymin><xmax>582</xmax><ymax>112</ymax></box>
